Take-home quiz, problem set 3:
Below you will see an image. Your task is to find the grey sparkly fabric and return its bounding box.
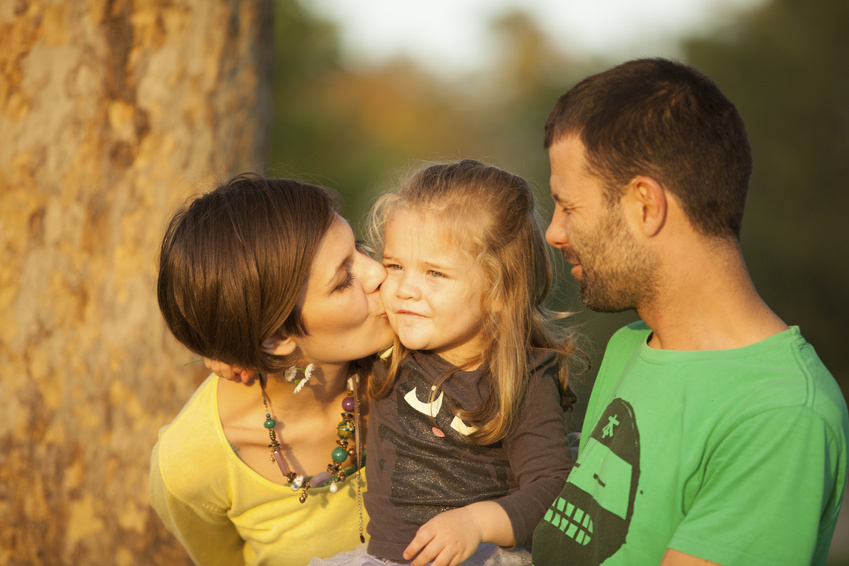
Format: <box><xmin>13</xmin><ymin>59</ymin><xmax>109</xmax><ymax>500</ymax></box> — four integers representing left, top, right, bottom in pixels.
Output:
<box><xmin>364</xmin><ymin>350</ymin><xmax>573</xmax><ymax>562</ymax></box>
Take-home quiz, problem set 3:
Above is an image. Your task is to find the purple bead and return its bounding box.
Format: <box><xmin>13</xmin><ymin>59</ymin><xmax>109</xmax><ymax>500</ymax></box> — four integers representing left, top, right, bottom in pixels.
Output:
<box><xmin>341</xmin><ymin>397</ymin><xmax>355</xmax><ymax>412</ymax></box>
<box><xmin>271</xmin><ymin>450</ymin><xmax>290</xmax><ymax>476</ymax></box>
<box><xmin>310</xmin><ymin>471</ymin><xmax>333</xmax><ymax>487</ymax></box>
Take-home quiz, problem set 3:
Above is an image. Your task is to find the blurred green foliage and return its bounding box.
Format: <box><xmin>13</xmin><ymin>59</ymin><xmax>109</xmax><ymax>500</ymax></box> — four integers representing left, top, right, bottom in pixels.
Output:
<box><xmin>267</xmin><ymin>0</ymin><xmax>848</xmax><ymax>408</ymax></box>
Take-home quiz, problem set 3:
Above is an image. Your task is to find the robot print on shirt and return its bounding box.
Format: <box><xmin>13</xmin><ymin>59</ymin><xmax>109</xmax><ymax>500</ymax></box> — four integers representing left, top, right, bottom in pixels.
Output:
<box><xmin>378</xmin><ymin>368</ymin><xmax>510</xmax><ymax>525</ymax></box>
<box><xmin>536</xmin><ymin>398</ymin><xmax>640</xmax><ymax>565</ymax></box>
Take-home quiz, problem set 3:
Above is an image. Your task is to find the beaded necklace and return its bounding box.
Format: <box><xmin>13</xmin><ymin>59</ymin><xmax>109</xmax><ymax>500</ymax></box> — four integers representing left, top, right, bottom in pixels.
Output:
<box><xmin>260</xmin><ymin>371</ymin><xmax>365</xmax><ymax>542</ymax></box>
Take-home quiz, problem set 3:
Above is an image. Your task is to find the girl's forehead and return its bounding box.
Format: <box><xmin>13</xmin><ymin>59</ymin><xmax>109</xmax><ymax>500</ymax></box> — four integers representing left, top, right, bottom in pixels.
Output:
<box><xmin>386</xmin><ymin>209</ymin><xmax>464</xmax><ymax>244</ymax></box>
<box><xmin>387</xmin><ymin>206</ymin><xmax>438</xmax><ymax>222</ymax></box>
<box><xmin>386</xmin><ymin>206</ymin><xmax>467</xmax><ymax>233</ymax></box>
<box><xmin>385</xmin><ymin>215</ymin><xmax>481</xmax><ymax>270</ymax></box>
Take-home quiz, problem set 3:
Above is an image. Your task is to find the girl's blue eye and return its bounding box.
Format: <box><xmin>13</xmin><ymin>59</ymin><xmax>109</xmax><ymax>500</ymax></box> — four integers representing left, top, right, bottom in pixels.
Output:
<box><xmin>385</xmin><ymin>264</ymin><xmax>402</xmax><ymax>271</ymax></box>
<box><xmin>429</xmin><ymin>270</ymin><xmax>444</xmax><ymax>278</ymax></box>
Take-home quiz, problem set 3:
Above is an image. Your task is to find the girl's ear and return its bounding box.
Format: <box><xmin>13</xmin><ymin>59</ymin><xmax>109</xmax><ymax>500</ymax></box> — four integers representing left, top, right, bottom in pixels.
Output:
<box><xmin>261</xmin><ymin>334</ymin><xmax>297</xmax><ymax>356</ymax></box>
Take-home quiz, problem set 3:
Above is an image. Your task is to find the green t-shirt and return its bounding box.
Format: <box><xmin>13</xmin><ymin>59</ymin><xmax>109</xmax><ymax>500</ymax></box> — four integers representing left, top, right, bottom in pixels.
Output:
<box><xmin>532</xmin><ymin>322</ymin><xmax>848</xmax><ymax>566</ymax></box>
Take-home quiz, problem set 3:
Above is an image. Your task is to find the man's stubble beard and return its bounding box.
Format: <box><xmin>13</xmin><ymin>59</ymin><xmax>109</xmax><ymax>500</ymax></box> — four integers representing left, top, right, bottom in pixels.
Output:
<box><xmin>574</xmin><ymin>204</ymin><xmax>660</xmax><ymax>314</ymax></box>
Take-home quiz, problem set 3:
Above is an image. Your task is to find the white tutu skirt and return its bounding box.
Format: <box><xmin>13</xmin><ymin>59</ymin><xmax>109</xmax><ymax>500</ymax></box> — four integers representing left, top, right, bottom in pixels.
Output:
<box><xmin>308</xmin><ymin>543</ymin><xmax>531</xmax><ymax>566</ymax></box>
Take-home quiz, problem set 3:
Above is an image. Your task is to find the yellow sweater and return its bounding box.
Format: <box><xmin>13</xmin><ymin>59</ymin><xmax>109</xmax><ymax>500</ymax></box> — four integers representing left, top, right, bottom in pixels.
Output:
<box><xmin>150</xmin><ymin>374</ymin><xmax>368</xmax><ymax>566</ymax></box>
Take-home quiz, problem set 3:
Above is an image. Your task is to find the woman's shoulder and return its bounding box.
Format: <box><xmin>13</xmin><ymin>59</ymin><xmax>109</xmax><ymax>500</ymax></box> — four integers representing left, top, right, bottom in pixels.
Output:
<box><xmin>153</xmin><ymin>375</ymin><xmax>233</xmax><ymax>498</ymax></box>
<box><xmin>157</xmin><ymin>374</ymin><xmax>221</xmax><ymax>440</ymax></box>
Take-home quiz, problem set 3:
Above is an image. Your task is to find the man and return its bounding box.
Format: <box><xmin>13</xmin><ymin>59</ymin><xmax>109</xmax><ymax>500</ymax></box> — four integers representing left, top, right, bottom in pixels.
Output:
<box><xmin>531</xmin><ymin>58</ymin><xmax>849</xmax><ymax>565</ymax></box>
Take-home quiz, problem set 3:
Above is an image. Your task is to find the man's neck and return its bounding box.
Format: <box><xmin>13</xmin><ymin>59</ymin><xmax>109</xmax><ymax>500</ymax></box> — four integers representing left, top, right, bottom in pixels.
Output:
<box><xmin>639</xmin><ymin>243</ymin><xmax>788</xmax><ymax>351</ymax></box>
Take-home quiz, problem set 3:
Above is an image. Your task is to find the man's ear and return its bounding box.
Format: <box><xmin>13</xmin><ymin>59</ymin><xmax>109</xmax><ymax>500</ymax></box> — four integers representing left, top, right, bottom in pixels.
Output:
<box><xmin>627</xmin><ymin>175</ymin><xmax>667</xmax><ymax>237</ymax></box>
<box><xmin>261</xmin><ymin>334</ymin><xmax>297</xmax><ymax>356</ymax></box>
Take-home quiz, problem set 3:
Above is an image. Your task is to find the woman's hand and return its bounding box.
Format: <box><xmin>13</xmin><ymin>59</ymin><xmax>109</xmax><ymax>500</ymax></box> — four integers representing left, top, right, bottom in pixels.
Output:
<box><xmin>203</xmin><ymin>358</ymin><xmax>256</xmax><ymax>384</ymax></box>
<box><xmin>402</xmin><ymin>501</ymin><xmax>514</xmax><ymax>566</ymax></box>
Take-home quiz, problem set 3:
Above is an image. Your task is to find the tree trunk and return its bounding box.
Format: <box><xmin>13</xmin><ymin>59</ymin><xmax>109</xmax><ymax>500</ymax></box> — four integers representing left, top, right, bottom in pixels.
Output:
<box><xmin>0</xmin><ymin>1</ymin><xmax>271</xmax><ymax>563</ymax></box>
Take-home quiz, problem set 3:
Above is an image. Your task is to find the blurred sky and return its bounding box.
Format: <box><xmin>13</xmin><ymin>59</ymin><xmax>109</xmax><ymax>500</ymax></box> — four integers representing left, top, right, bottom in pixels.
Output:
<box><xmin>306</xmin><ymin>0</ymin><xmax>768</xmax><ymax>76</ymax></box>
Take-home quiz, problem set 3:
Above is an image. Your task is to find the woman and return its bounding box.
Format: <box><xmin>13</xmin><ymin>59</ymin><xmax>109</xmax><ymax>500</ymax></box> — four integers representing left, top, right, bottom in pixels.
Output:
<box><xmin>151</xmin><ymin>173</ymin><xmax>394</xmax><ymax>565</ymax></box>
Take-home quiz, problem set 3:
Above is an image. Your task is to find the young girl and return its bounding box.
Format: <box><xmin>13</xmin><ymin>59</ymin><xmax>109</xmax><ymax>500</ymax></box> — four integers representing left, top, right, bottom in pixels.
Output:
<box><xmin>357</xmin><ymin>159</ymin><xmax>577</xmax><ymax>566</ymax></box>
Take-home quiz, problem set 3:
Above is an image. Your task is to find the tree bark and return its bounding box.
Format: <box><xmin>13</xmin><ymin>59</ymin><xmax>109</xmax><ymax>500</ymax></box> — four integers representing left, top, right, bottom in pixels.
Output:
<box><xmin>0</xmin><ymin>0</ymin><xmax>271</xmax><ymax>563</ymax></box>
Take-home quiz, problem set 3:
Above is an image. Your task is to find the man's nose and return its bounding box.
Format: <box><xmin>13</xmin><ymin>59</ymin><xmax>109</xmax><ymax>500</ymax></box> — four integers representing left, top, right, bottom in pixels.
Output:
<box><xmin>545</xmin><ymin>214</ymin><xmax>568</xmax><ymax>249</ymax></box>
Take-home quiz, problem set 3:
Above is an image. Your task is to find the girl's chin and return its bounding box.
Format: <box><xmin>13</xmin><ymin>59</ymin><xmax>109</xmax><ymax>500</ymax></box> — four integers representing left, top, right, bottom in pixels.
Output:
<box><xmin>396</xmin><ymin>336</ymin><xmax>428</xmax><ymax>351</ymax></box>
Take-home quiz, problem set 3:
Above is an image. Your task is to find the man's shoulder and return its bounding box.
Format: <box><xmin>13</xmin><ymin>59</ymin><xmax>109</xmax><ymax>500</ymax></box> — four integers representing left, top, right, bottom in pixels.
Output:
<box><xmin>605</xmin><ymin>321</ymin><xmax>651</xmax><ymax>354</ymax></box>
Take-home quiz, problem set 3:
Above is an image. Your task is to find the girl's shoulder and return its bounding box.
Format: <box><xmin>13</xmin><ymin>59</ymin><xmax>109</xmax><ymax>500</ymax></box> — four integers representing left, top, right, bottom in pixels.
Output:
<box><xmin>527</xmin><ymin>347</ymin><xmax>560</xmax><ymax>374</ymax></box>
<box><xmin>526</xmin><ymin>348</ymin><xmax>576</xmax><ymax>408</ymax></box>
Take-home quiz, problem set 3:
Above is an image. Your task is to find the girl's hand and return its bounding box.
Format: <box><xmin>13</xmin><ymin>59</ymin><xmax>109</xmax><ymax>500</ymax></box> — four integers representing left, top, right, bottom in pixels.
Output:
<box><xmin>403</xmin><ymin>507</ymin><xmax>482</xmax><ymax>566</ymax></box>
<box><xmin>203</xmin><ymin>358</ymin><xmax>256</xmax><ymax>384</ymax></box>
<box><xmin>403</xmin><ymin>502</ymin><xmax>513</xmax><ymax>566</ymax></box>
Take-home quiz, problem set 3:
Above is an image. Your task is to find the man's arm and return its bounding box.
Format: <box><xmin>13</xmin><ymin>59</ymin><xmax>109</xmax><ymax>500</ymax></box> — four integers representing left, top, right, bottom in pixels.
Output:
<box><xmin>661</xmin><ymin>549</ymin><xmax>722</xmax><ymax>566</ymax></box>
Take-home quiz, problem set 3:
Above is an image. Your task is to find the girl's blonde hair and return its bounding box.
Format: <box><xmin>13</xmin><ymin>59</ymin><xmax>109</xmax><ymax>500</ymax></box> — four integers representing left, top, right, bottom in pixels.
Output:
<box><xmin>368</xmin><ymin>159</ymin><xmax>578</xmax><ymax>445</ymax></box>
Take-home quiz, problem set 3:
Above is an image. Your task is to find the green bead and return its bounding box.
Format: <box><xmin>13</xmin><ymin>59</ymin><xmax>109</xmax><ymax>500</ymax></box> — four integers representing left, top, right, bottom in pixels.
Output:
<box><xmin>331</xmin><ymin>447</ymin><xmax>348</xmax><ymax>463</ymax></box>
<box><xmin>337</xmin><ymin>421</ymin><xmax>354</xmax><ymax>439</ymax></box>
<box><xmin>264</xmin><ymin>418</ymin><xmax>276</xmax><ymax>429</ymax></box>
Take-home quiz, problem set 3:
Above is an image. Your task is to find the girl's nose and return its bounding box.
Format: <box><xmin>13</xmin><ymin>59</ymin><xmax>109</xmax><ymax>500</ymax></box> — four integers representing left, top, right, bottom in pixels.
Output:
<box><xmin>395</xmin><ymin>272</ymin><xmax>420</xmax><ymax>300</ymax></box>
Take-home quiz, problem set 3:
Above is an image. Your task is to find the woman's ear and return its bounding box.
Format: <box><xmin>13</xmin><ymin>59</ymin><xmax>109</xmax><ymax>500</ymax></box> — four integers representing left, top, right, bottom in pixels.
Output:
<box><xmin>261</xmin><ymin>334</ymin><xmax>297</xmax><ymax>356</ymax></box>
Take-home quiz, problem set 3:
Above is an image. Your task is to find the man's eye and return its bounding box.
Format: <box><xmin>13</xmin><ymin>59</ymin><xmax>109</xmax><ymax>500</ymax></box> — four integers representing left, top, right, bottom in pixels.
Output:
<box><xmin>385</xmin><ymin>264</ymin><xmax>402</xmax><ymax>271</ymax></box>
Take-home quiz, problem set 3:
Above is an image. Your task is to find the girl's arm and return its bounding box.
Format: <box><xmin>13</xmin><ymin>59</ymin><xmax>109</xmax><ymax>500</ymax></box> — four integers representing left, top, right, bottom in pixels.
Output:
<box><xmin>493</xmin><ymin>364</ymin><xmax>574</xmax><ymax>544</ymax></box>
<box><xmin>403</xmin><ymin>501</ymin><xmax>512</xmax><ymax>566</ymax></box>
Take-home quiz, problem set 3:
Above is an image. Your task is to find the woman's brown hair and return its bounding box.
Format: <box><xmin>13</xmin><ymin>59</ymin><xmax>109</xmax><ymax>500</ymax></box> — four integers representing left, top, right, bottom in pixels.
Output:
<box><xmin>157</xmin><ymin>173</ymin><xmax>341</xmax><ymax>374</ymax></box>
